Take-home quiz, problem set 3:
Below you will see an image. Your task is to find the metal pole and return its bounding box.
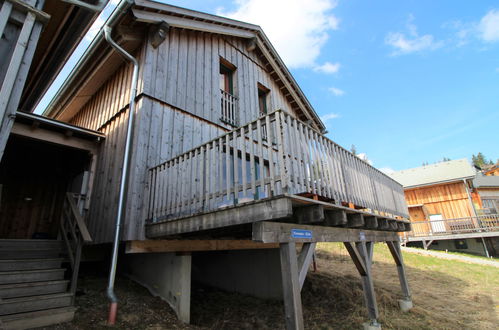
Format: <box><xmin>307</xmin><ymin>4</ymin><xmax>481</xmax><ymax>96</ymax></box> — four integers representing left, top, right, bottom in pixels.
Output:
<box><xmin>103</xmin><ymin>8</ymin><xmax>139</xmax><ymax>325</ymax></box>
<box><xmin>481</xmin><ymin>237</ymin><xmax>490</xmax><ymax>258</ymax></box>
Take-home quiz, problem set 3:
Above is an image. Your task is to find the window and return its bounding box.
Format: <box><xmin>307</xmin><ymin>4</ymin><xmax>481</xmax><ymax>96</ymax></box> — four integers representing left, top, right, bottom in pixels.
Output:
<box><xmin>219</xmin><ymin>58</ymin><xmax>237</xmax><ymax>126</ymax></box>
<box><xmin>482</xmin><ymin>199</ymin><xmax>498</xmax><ymax>214</ymax></box>
<box><xmin>258</xmin><ymin>83</ymin><xmax>270</xmax><ymax>116</ymax></box>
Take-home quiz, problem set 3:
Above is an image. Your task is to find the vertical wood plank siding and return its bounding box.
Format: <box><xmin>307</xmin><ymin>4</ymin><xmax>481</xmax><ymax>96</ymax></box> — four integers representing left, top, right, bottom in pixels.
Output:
<box><xmin>140</xmin><ymin>29</ymin><xmax>298</xmax><ymax>127</ymax></box>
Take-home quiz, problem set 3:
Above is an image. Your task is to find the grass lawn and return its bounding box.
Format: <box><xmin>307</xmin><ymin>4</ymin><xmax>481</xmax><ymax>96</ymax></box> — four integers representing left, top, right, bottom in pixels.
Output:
<box><xmin>45</xmin><ymin>243</ymin><xmax>498</xmax><ymax>329</ymax></box>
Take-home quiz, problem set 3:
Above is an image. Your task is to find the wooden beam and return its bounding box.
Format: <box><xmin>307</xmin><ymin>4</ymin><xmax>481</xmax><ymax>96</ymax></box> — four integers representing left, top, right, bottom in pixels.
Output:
<box><xmin>345</xmin><ymin>213</ymin><xmax>364</xmax><ymax>228</ymax></box>
<box><xmin>126</xmin><ymin>239</ymin><xmax>279</xmax><ymax>253</ymax></box>
<box><xmin>132</xmin><ymin>9</ymin><xmax>256</xmax><ymax>39</ymax></box>
<box><xmin>279</xmin><ymin>242</ymin><xmax>304</xmax><ymax>330</ymax></box>
<box><xmin>324</xmin><ymin>209</ymin><xmax>347</xmax><ymax>226</ymax></box>
<box><xmin>293</xmin><ymin>205</ymin><xmax>324</xmax><ymax>224</ymax></box>
<box><xmin>356</xmin><ymin>241</ymin><xmax>379</xmax><ymax>322</ymax></box>
<box><xmin>146</xmin><ymin>197</ymin><xmax>293</xmax><ymax>238</ymax></box>
<box><xmin>11</xmin><ymin>122</ymin><xmax>99</xmax><ymax>153</ymax></box>
<box><xmin>297</xmin><ymin>242</ymin><xmax>316</xmax><ymax>290</ymax></box>
<box><xmin>364</xmin><ymin>216</ymin><xmax>378</xmax><ymax>229</ymax></box>
<box><xmin>252</xmin><ymin>221</ymin><xmax>400</xmax><ymax>243</ymax></box>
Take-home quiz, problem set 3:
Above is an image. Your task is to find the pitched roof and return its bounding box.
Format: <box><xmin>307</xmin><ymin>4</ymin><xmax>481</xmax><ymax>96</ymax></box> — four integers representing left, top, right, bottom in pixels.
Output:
<box><xmin>389</xmin><ymin>158</ymin><xmax>476</xmax><ymax>188</ymax></box>
<box><xmin>473</xmin><ymin>173</ymin><xmax>499</xmax><ymax>188</ymax></box>
<box><xmin>44</xmin><ymin>0</ymin><xmax>326</xmax><ymax>132</ymax></box>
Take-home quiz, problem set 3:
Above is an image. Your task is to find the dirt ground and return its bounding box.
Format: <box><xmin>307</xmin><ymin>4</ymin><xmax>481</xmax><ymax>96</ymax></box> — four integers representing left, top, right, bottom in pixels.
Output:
<box><xmin>42</xmin><ymin>243</ymin><xmax>498</xmax><ymax>329</ymax></box>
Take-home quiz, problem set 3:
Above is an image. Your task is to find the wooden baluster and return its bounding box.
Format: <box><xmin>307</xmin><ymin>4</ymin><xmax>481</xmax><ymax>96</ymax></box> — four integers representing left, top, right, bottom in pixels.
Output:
<box><xmin>265</xmin><ymin>114</ymin><xmax>276</xmax><ymax>196</ymax></box>
<box><xmin>256</xmin><ymin>118</ymin><xmax>265</xmax><ymax>198</ymax></box>
<box><xmin>233</xmin><ymin>130</ymin><xmax>239</xmax><ymax>202</ymax></box>
<box><xmin>241</xmin><ymin>126</ymin><xmax>247</xmax><ymax>199</ymax></box>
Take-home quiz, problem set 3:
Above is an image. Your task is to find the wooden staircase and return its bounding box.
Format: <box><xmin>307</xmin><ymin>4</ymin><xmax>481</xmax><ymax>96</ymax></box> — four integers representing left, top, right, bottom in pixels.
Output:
<box><xmin>0</xmin><ymin>239</ymin><xmax>75</xmax><ymax>329</ymax></box>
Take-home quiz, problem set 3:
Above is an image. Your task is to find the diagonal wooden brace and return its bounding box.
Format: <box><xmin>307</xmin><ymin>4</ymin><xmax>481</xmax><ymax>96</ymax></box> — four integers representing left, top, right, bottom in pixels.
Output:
<box><xmin>386</xmin><ymin>241</ymin><xmax>413</xmax><ymax>312</ymax></box>
<box><xmin>344</xmin><ymin>241</ymin><xmax>379</xmax><ymax>326</ymax></box>
<box><xmin>297</xmin><ymin>242</ymin><xmax>316</xmax><ymax>290</ymax></box>
<box><xmin>280</xmin><ymin>242</ymin><xmax>304</xmax><ymax>330</ymax></box>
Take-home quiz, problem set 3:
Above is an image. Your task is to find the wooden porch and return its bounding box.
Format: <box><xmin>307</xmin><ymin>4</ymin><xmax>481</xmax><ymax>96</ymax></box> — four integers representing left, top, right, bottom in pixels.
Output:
<box><xmin>146</xmin><ymin>110</ymin><xmax>409</xmax><ymax>238</ymax></box>
<box><xmin>403</xmin><ymin>214</ymin><xmax>499</xmax><ymax>242</ymax></box>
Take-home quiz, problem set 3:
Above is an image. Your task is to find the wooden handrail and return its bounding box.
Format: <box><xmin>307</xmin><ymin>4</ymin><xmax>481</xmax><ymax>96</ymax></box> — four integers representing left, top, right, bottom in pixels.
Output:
<box><xmin>147</xmin><ymin>109</ymin><xmax>409</xmax><ymax>223</ymax></box>
<box><xmin>65</xmin><ymin>192</ymin><xmax>92</xmax><ymax>243</ymax></box>
<box><xmin>59</xmin><ymin>192</ymin><xmax>92</xmax><ymax>301</ymax></box>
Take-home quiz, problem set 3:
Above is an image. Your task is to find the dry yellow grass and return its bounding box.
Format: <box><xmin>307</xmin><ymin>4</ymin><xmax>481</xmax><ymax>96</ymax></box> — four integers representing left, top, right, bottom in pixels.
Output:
<box><xmin>44</xmin><ymin>243</ymin><xmax>498</xmax><ymax>329</ymax></box>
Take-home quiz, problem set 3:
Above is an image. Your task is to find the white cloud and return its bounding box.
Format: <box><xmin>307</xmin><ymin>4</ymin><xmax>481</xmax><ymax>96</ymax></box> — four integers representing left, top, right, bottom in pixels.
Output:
<box><xmin>385</xmin><ymin>15</ymin><xmax>442</xmax><ymax>55</ymax></box>
<box><xmin>218</xmin><ymin>0</ymin><xmax>340</xmax><ymax>68</ymax></box>
<box><xmin>357</xmin><ymin>153</ymin><xmax>373</xmax><ymax>165</ymax></box>
<box><xmin>478</xmin><ymin>9</ymin><xmax>499</xmax><ymax>42</ymax></box>
<box><xmin>328</xmin><ymin>87</ymin><xmax>344</xmax><ymax>96</ymax></box>
<box><xmin>320</xmin><ymin>112</ymin><xmax>340</xmax><ymax>122</ymax></box>
<box><xmin>313</xmin><ymin>61</ymin><xmax>341</xmax><ymax>74</ymax></box>
<box><xmin>379</xmin><ymin>167</ymin><xmax>395</xmax><ymax>174</ymax></box>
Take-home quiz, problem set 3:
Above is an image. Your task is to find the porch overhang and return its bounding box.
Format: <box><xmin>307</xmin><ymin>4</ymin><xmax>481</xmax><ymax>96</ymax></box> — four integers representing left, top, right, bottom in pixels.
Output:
<box><xmin>11</xmin><ymin>111</ymin><xmax>104</xmax><ymax>153</ymax></box>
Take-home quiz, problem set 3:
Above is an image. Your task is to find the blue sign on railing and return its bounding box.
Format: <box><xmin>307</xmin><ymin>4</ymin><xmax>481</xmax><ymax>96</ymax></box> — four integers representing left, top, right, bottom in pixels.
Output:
<box><xmin>291</xmin><ymin>229</ymin><xmax>313</xmax><ymax>239</ymax></box>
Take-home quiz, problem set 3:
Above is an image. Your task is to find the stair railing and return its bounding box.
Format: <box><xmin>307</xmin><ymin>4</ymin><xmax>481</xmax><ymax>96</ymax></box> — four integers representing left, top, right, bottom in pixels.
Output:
<box><xmin>59</xmin><ymin>192</ymin><xmax>92</xmax><ymax>302</ymax></box>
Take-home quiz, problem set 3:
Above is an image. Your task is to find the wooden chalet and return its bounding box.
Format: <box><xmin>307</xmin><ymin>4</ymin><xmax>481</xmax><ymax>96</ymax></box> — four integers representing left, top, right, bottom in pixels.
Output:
<box><xmin>390</xmin><ymin>159</ymin><xmax>499</xmax><ymax>257</ymax></box>
<box><xmin>1</xmin><ymin>1</ymin><xmax>414</xmax><ymax>329</ymax></box>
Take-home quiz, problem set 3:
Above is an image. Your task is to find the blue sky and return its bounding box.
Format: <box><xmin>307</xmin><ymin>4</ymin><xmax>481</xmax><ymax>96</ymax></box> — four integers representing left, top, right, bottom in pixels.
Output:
<box><xmin>35</xmin><ymin>0</ymin><xmax>499</xmax><ymax>172</ymax></box>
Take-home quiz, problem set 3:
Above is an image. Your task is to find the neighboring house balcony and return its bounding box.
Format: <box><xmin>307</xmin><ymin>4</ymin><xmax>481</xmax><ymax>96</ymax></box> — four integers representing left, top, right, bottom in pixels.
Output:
<box><xmin>403</xmin><ymin>214</ymin><xmax>499</xmax><ymax>242</ymax></box>
<box><xmin>146</xmin><ymin>109</ymin><xmax>410</xmax><ymax>238</ymax></box>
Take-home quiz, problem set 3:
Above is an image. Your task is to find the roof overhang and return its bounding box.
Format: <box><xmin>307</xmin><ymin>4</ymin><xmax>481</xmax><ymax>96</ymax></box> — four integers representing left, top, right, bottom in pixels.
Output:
<box><xmin>20</xmin><ymin>0</ymin><xmax>107</xmax><ymax>113</ymax></box>
<box><xmin>404</xmin><ymin>177</ymin><xmax>474</xmax><ymax>190</ymax></box>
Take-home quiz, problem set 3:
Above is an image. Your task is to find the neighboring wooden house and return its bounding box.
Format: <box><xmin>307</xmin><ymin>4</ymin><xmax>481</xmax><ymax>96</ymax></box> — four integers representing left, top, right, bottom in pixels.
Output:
<box><xmin>0</xmin><ymin>1</ymin><xmax>415</xmax><ymax>329</ymax></box>
<box><xmin>483</xmin><ymin>164</ymin><xmax>499</xmax><ymax>176</ymax></box>
<box><xmin>390</xmin><ymin>159</ymin><xmax>499</xmax><ymax>257</ymax></box>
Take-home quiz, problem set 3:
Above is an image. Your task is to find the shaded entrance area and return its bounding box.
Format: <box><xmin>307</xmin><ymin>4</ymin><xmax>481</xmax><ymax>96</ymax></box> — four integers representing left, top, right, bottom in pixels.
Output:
<box><xmin>0</xmin><ymin>135</ymin><xmax>90</xmax><ymax>239</ymax></box>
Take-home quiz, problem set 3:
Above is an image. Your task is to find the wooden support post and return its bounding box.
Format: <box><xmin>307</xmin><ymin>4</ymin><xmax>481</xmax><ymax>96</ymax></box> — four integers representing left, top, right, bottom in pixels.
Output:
<box><xmin>297</xmin><ymin>242</ymin><xmax>316</xmax><ymax>290</ymax></box>
<box><xmin>280</xmin><ymin>242</ymin><xmax>304</xmax><ymax>330</ymax></box>
<box><xmin>344</xmin><ymin>242</ymin><xmax>380</xmax><ymax>328</ymax></box>
<box><xmin>386</xmin><ymin>241</ymin><xmax>413</xmax><ymax>312</ymax></box>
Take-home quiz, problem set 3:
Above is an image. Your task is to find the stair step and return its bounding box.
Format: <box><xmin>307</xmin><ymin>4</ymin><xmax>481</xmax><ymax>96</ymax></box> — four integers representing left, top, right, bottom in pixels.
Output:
<box><xmin>0</xmin><ymin>240</ymin><xmax>63</xmax><ymax>250</ymax></box>
<box><xmin>0</xmin><ymin>306</ymin><xmax>75</xmax><ymax>330</ymax></box>
<box><xmin>0</xmin><ymin>280</ymin><xmax>69</xmax><ymax>299</ymax></box>
<box><xmin>0</xmin><ymin>258</ymin><xmax>64</xmax><ymax>271</ymax></box>
<box><xmin>0</xmin><ymin>249</ymin><xmax>62</xmax><ymax>260</ymax></box>
<box><xmin>0</xmin><ymin>293</ymin><xmax>73</xmax><ymax>316</ymax></box>
<box><xmin>0</xmin><ymin>269</ymin><xmax>65</xmax><ymax>284</ymax></box>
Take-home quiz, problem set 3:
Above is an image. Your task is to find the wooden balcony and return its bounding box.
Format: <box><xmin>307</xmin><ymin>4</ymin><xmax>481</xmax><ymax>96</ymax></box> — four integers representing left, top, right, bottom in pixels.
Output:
<box><xmin>404</xmin><ymin>214</ymin><xmax>499</xmax><ymax>242</ymax></box>
<box><xmin>220</xmin><ymin>89</ymin><xmax>238</xmax><ymax>126</ymax></box>
<box><xmin>146</xmin><ymin>110</ymin><xmax>409</xmax><ymax>237</ymax></box>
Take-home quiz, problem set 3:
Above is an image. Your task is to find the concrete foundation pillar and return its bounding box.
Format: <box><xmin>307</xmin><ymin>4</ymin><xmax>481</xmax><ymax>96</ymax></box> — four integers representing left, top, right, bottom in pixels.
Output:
<box><xmin>124</xmin><ymin>252</ymin><xmax>191</xmax><ymax>323</ymax></box>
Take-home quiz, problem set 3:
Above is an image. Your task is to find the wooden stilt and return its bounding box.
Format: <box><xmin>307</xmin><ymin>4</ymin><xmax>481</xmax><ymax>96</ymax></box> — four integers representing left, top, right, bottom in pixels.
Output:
<box><xmin>344</xmin><ymin>242</ymin><xmax>380</xmax><ymax>328</ymax></box>
<box><xmin>386</xmin><ymin>241</ymin><xmax>413</xmax><ymax>312</ymax></box>
<box><xmin>280</xmin><ymin>242</ymin><xmax>304</xmax><ymax>330</ymax></box>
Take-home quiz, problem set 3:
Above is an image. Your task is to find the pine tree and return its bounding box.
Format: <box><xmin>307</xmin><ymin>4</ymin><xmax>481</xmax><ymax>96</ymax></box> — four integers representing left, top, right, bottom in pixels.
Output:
<box><xmin>472</xmin><ymin>152</ymin><xmax>487</xmax><ymax>168</ymax></box>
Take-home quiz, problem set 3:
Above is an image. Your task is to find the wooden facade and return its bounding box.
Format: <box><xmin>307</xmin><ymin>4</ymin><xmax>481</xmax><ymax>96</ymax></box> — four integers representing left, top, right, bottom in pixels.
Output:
<box><xmin>405</xmin><ymin>182</ymin><xmax>474</xmax><ymax>220</ymax></box>
<box><xmin>63</xmin><ymin>28</ymin><xmax>326</xmax><ymax>243</ymax></box>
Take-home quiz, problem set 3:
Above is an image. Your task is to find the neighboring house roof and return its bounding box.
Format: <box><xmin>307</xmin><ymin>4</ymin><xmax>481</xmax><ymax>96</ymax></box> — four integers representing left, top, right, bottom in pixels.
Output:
<box><xmin>389</xmin><ymin>158</ymin><xmax>476</xmax><ymax>189</ymax></box>
<box><xmin>43</xmin><ymin>0</ymin><xmax>326</xmax><ymax>132</ymax></box>
<box><xmin>473</xmin><ymin>174</ymin><xmax>499</xmax><ymax>188</ymax></box>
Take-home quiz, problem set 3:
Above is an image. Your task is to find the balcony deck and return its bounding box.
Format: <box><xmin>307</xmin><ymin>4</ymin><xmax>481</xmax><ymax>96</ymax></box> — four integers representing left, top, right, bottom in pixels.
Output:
<box><xmin>403</xmin><ymin>215</ymin><xmax>499</xmax><ymax>242</ymax></box>
<box><xmin>146</xmin><ymin>110</ymin><xmax>410</xmax><ymax>238</ymax></box>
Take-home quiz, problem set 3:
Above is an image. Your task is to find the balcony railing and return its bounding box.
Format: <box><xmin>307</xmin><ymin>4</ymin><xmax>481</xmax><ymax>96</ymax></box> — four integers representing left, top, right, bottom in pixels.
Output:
<box><xmin>407</xmin><ymin>214</ymin><xmax>499</xmax><ymax>238</ymax></box>
<box><xmin>220</xmin><ymin>89</ymin><xmax>238</xmax><ymax>126</ymax></box>
<box><xmin>147</xmin><ymin>109</ymin><xmax>409</xmax><ymax>222</ymax></box>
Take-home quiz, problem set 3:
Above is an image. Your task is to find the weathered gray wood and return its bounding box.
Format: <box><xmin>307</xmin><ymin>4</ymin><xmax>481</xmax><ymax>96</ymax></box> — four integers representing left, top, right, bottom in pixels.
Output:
<box><xmin>386</xmin><ymin>241</ymin><xmax>411</xmax><ymax>300</ymax></box>
<box><xmin>0</xmin><ymin>1</ymin><xmax>13</xmax><ymax>39</ymax></box>
<box><xmin>346</xmin><ymin>213</ymin><xmax>364</xmax><ymax>228</ymax></box>
<box><xmin>364</xmin><ymin>216</ymin><xmax>378</xmax><ymax>229</ymax></box>
<box><xmin>253</xmin><ymin>221</ymin><xmax>401</xmax><ymax>243</ymax></box>
<box><xmin>279</xmin><ymin>242</ymin><xmax>304</xmax><ymax>330</ymax></box>
<box><xmin>297</xmin><ymin>242</ymin><xmax>316</xmax><ymax>290</ymax></box>
<box><xmin>293</xmin><ymin>205</ymin><xmax>324</xmax><ymax>224</ymax></box>
<box><xmin>147</xmin><ymin>197</ymin><xmax>293</xmax><ymax>238</ymax></box>
<box><xmin>0</xmin><ymin>306</ymin><xmax>75</xmax><ymax>330</ymax></box>
<box><xmin>324</xmin><ymin>210</ymin><xmax>347</xmax><ymax>226</ymax></box>
<box><xmin>356</xmin><ymin>241</ymin><xmax>379</xmax><ymax>322</ymax></box>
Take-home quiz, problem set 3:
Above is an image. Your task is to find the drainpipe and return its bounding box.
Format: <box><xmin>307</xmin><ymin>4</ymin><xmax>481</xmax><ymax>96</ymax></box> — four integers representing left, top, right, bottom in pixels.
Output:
<box><xmin>103</xmin><ymin>10</ymin><xmax>139</xmax><ymax>326</ymax></box>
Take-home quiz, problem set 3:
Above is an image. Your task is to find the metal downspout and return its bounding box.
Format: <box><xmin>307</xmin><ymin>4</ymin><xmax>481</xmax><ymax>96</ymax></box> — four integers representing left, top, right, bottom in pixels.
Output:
<box><xmin>103</xmin><ymin>22</ymin><xmax>139</xmax><ymax>325</ymax></box>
